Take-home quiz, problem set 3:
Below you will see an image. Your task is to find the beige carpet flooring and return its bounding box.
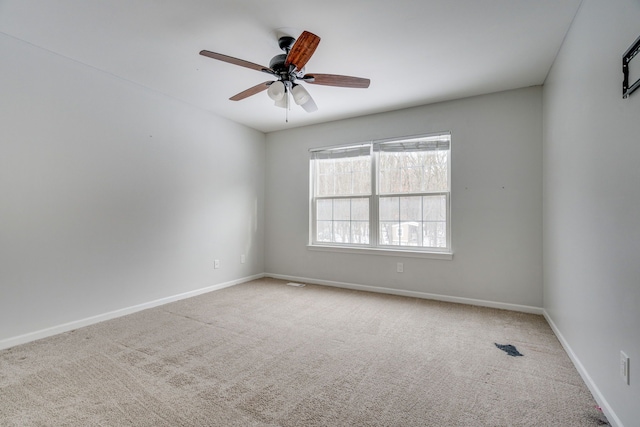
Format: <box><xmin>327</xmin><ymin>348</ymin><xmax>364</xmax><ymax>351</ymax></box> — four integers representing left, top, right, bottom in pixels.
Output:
<box><xmin>0</xmin><ymin>278</ymin><xmax>608</xmax><ymax>426</ymax></box>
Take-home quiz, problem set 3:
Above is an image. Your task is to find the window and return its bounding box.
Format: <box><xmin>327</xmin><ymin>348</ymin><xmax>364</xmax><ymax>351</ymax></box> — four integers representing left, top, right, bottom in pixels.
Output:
<box><xmin>310</xmin><ymin>133</ymin><xmax>451</xmax><ymax>254</ymax></box>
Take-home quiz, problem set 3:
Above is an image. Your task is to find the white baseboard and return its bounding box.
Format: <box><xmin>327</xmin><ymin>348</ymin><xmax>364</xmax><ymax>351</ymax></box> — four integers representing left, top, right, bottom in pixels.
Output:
<box><xmin>543</xmin><ymin>310</ymin><xmax>623</xmax><ymax>427</ymax></box>
<box><xmin>0</xmin><ymin>273</ymin><xmax>265</xmax><ymax>351</ymax></box>
<box><xmin>265</xmin><ymin>273</ymin><xmax>543</xmax><ymax>315</ymax></box>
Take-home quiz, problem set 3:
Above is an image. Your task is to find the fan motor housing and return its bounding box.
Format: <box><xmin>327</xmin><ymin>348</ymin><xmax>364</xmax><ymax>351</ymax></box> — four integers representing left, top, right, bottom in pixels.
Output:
<box><xmin>269</xmin><ymin>54</ymin><xmax>288</xmax><ymax>73</ymax></box>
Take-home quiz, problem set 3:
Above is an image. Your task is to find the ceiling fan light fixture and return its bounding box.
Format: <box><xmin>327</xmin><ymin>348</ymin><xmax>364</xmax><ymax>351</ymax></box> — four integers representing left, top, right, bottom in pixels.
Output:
<box><xmin>291</xmin><ymin>84</ymin><xmax>311</xmax><ymax>105</ymax></box>
<box><xmin>274</xmin><ymin>94</ymin><xmax>288</xmax><ymax>108</ymax></box>
<box><xmin>301</xmin><ymin>97</ymin><xmax>318</xmax><ymax>113</ymax></box>
<box><xmin>267</xmin><ymin>81</ymin><xmax>286</xmax><ymax>101</ymax></box>
<box><xmin>199</xmin><ymin>29</ymin><xmax>370</xmax><ymax>115</ymax></box>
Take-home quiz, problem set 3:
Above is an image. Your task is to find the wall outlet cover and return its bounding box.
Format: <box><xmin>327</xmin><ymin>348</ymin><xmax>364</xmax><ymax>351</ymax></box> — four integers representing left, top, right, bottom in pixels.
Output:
<box><xmin>620</xmin><ymin>351</ymin><xmax>630</xmax><ymax>385</ymax></box>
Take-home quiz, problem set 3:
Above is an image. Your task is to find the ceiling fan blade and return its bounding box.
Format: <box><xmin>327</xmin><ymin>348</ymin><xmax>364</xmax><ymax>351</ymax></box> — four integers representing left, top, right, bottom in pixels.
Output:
<box><xmin>229</xmin><ymin>81</ymin><xmax>273</xmax><ymax>101</ymax></box>
<box><xmin>284</xmin><ymin>31</ymin><xmax>321</xmax><ymax>70</ymax></box>
<box><xmin>304</xmin><ymin>73</ymin><xmax>370</xmax><ymax>88</ymax></box>
<box><xmin>199</xmin><ymin>50</ymin><xmax>274</xmax><ymax>74</ymax></box>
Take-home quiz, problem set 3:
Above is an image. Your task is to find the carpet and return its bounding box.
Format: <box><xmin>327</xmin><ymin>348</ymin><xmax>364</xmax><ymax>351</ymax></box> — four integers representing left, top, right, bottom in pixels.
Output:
<box><xmin>0</xmin><ymin>278</ymin><xmax>608</xmax><ymax>426</ymax></box>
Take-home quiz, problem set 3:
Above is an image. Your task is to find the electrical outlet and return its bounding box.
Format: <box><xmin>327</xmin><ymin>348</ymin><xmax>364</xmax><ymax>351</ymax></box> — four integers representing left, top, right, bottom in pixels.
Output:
<box><xmin>214</xmin><ymin>259</ymin><xmax>220</xmax><ymax>269</ymax></box>
<box><xmin>397</xmin><ymin>262</ymin><xmax>404</xmax><ymax>273</ymax></box>
<box><xmin>241</xmin><ymin>254</ymin><xmax>246</xmax><ymax>264</ymax></box>
<box><xmin>620</xmin><ymin>351</ymin><xmax>630</xmax><ymax>385</ymax></box>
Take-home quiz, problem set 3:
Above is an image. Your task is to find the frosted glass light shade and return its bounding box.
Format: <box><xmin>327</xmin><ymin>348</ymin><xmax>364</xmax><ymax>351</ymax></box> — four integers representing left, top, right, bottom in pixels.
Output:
<box><xmin>267</xmin><ymin>81</ymin><xmax>285</xmax><ymax>101</ymax></box>
<box><xmin>301</xmin><ymin>97</ymin><xmax>318</xmax><ymax>112</ymax></box>
<box><xmin>291</xmin><ymin>84</ymin><xmax>311</xmax><ymax>105</ymax></box>
<box><xmin>274</xmin><ymin>93</ymin><xmax>288</xmax><ymax>108</ymax></box>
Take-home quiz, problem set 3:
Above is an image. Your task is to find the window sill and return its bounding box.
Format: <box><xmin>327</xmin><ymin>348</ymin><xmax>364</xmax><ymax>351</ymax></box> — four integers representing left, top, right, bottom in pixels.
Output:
<box><xmin>306</xmin><ymin>244</ymin><xmax>453</xmax><ymax>260</ymax></box>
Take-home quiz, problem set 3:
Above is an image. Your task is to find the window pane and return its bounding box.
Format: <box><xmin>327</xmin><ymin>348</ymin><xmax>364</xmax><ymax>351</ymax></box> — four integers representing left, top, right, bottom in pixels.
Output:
<box><xmin>351</xmin><ymin>221</ymin><xmax>370</xmax><ymax>244</ymax></box>
<box><xmin>316</xmin><ymin>221</ymin><xmax>332</xmax><ymax>242</ymax></box>
<box><xmin>379</xmin><ymin>197</ymin><xmax>399</xmax><ymax>221</ymax></box>
<box><xmin>423</xmin><ymin>195</ymin><xmax>447</xmax><ymax>222</ymax></box>
<box><xmin>379</xmin><ymin>221</ymin><xmax>398</xmax><ymax>245</ymax></box>
<box><xmin>399</xmin><ymin>221</ymin><xmax>421</xmax><ymax>246</ymax></box>
<box><xmin>315</xmin><ymin>157</ymin><xmax>371</xmax><ymax>197</ymax></box>
<box><xmin>400</xmin><ymin>152</ymin><xmax>422</xmax><ymax>191</ymax></box>
<box><xmin>334</xmin><ymin>172</ymin><xmax>351</xmax><ymax>195</ymax></box>
<box><xmin>334</xmin><ymin>220</ymin><xmax>351</xmax><ymax>243</ymax></box>
<box><xmin>316</xmin><ymin>199</ymin><xmax>332</xmax><ymax>220</ymax></box>
<box><xmin>379</xmin><ymin>194</ymin><xmax>447</xmax><ymax>248</ymax></box>
<box><xmin>423</xmin><ymin>151</ymin><xmax>449</xmax><ymax>192</ymax></box>
<box><xmin>379</xmin><ymin>151</ymin><xmax>448</xmax><ymax>194</ymax></box>
<box><xmin>314</xmin><ymin>198</ymin><xmax>370</xmax><ymax>245</ymax></box>
<box><xmin>317</xmin><ymin>161</ymin><xmax>334</xmax><ymax>174</ymax></box>
<box><xmin>402</xmin><ymin>165</ymin><xmax>422</xmax><ymax>192</ymax></box>
<box><xmin>424</xmin><ymin>221</ymin><xmax>447</xmax><ymax>248</ymax></box>
<box><xmin>400</xmin><ymin>196</ymin><xmax>421</xmax><ymax>221</ymax></box>
<box><xmin>353</xmin><ymin>171</ymin><xmax>370</xmax><ymax>194</ymax></box>
<box><xmin>423</xmin><ymin>195</ymin><xmax>447</xmax><ymax>248</ymax></box>
<box><xmin>317</xmin><ymin>174</ymin><xmax>334</xmax><ymax>196</ymax></box>
<box><xmin>379</xmin><ymin>153</ymin><xmax>401</xmax><ymax>193</ymax></box>
<box><xmin>352</xmin><ymin>198</ymin><xmax>369</xmax><ymax>221</ymax></box>
<box><xmin>333</xmin><ymin>199</ymin><xmax>351</xmax><ymax>220</ymax></box>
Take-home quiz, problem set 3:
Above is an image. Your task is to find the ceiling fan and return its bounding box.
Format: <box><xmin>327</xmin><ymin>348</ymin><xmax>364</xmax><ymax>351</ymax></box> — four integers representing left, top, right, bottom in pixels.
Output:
<box><xmin>199</xmin><ymin>30</ymin><xmax>370</xmax><ymax>113</ymax></box>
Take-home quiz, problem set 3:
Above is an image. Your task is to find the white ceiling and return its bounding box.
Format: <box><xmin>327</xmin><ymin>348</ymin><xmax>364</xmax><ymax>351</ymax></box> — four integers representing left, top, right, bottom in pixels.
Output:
<box><xmin>0</xmin><ymin>0</ymin><xmax>582</xmax><ymax>133</ymax></box>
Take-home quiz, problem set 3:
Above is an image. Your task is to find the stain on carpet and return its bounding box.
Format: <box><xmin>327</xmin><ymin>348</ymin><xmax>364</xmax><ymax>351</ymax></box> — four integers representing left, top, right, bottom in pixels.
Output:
<box><xmin>495</xmin><ymin>343</ymin><xmax>523</xmax><ymax>357</ymax></box>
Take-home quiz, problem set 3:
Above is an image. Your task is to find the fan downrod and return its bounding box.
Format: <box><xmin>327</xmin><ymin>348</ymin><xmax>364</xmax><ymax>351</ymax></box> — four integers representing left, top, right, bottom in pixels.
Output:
<box><xmin>278</xmin><ymin>36</ymin><xmax>295</xmax><ymax>52</ymax></box>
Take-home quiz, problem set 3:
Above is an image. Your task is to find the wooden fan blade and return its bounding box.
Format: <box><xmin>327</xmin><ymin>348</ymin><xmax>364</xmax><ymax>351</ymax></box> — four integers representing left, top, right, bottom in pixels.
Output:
<box><xmin>284</xmin><ymin>31</ymin><xmax>320</xmax><ymax>70</ymax></box>
<box><xmin>229</xmin><ymin>81</ymin><xmax>273</xmax><ymax>101</ymax></box>
<box><xmin>304</xmin><ymin>73</ymin><xmax>370</xmax><ymax>88</ymax></box>
<box><xmin>200</xmin><ymin>50</ymin><xmax>274</xmax><ymax>74</ymax></box>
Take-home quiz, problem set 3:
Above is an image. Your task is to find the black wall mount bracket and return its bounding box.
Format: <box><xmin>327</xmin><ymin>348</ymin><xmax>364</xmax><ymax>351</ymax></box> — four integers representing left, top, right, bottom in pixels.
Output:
<box><xmin>623</xmin><ymin>34</ymin><xmax>640</xmax><ymax>99</ymax></box>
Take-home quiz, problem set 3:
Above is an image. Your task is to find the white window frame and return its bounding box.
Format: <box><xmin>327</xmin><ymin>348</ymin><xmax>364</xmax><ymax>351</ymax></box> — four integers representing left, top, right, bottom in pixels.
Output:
<box><xmin>309</xmin><ymin>132</ymin><xmax>452</xmax><ymax>259</ymax></box>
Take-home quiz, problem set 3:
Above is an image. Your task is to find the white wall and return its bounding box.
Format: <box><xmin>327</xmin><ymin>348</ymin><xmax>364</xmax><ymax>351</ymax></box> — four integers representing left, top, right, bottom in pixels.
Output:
<box><xmin>543</xmin><ymin>1</ymin><xmax>640</xmax><ymax>425</ymax></box>
<box><xmin>0</xmin><ymin>34</ymin><xmax>265</xmax><ymax>345</ymax></box>
<box><xmin>265</xmin><ymin>87</ymin><xmax>543</xmax><ymax>308</ymax></box>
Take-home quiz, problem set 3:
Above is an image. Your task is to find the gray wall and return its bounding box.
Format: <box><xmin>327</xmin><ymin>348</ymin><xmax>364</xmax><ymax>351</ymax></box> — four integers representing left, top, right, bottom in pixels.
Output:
<box><xmin>0</xmin><ymin>34</ymin><xmax>266</xmax><ymax>345</ymax></box>
<box><xmin>543</xmin><ymin>1</ymin><xmax>640</xmax><ymax>425</ymax></box>
<box><xmin>265</xmin><ymin>87</ymin><xmax>543</xmax><ymax>309</ymax></box>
